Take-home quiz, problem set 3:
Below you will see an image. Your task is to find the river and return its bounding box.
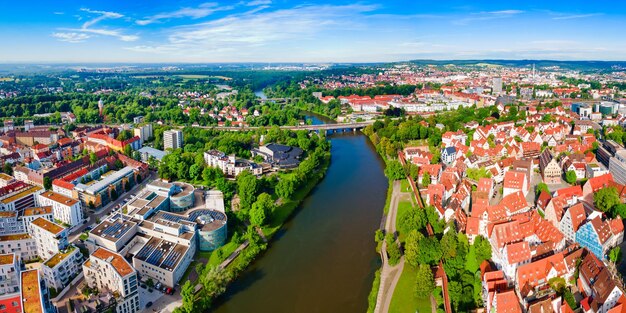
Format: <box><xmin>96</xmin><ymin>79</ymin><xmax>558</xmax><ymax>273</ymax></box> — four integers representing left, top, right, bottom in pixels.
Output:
<box><xmin>211</xmin><ymin>111</ymin><xmax>388</xmax><ymax>312</ymax></box>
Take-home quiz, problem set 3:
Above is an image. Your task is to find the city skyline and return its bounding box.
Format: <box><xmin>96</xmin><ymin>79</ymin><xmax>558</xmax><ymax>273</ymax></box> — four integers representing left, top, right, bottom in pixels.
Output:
<box><xmin>3</xmin><ymin>0</ymin><xmax>626</xmax><ymax>63</ymax></box>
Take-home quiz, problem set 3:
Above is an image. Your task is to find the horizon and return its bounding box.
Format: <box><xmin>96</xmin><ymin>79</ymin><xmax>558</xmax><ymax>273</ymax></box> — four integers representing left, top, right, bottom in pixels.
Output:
<box><xmin>3</xmin><ymin>1</ymin><xmax>626</xmax><ymax>63</ymax></box>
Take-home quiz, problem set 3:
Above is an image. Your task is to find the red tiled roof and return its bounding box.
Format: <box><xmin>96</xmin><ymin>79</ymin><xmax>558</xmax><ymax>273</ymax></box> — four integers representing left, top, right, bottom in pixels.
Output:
<box><xmin>506</xmin><ymin>241</ymin><xmax>531</xmax><ymax>265</ymax></box>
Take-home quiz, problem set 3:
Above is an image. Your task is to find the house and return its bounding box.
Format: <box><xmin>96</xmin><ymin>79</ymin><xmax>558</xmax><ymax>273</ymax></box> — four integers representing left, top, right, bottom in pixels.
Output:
<box><xmin>441</xmin><ymin>146</ymin><xmax>457</xmax><ymax>165</ymax></box>
<box><xmin>503</xmin><ymin>170</ymin><xmax>529</xmax><ymax>197</ymax></box>
<box><xmin>539</xmin><ymin>149</ymin><xmax>562</xmax><ymax>184</ymax></box>
<box><xmin>576</xmin><ymin>216</ymin><xmax>618</xmax><ymax>260</ymax></box>
<box><xmin>582</xmin><ymin>173</ymin><xmax>614</xmax><ymax>206</ymax></box>
<box><xmin>559</xmin><ymin>203</ymin><xmax>587</xmax><ymax>243</ymax></box>
<box><xmin>578</xmin><ymin>253</ymin><xmax>624</xmax><ymax>313</ymax></box>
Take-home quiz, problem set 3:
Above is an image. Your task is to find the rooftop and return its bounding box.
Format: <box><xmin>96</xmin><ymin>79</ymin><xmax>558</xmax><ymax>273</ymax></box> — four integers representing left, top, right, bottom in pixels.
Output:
<box><xmin>91</xmin><ymin>214</ymin><xmax>136</xmax><ymax>242</ymax></box>
<box><xmin>22</xmin><ymin>206</ymin><xmax>52</xmax><ymax>217</ymax></box>
<box><xmin>75</xmin><ymin>166</ymin><xmax>134</xmax><ymax>195</ymax></box>
<box><xmin>0</xmin><ymin>233</ymin><xmax>31</xmax><ymax>241</ymax></box>
<box><xmin>21</xmin><ymin>269</ymin><xmax>43</xmax><ymax>313</ymax></box>
<box><xmin>0</xmin><ymin>253</ymin><xmax>15</xmax><ymax>265</ymax></box>
<box><xmin>39</xmin><ymin>191</ymin><xmax>78</xmax><ymax>207</ymax></box>
<box><xmin>92</xmin><ymin>247</ymin><xmax>135</xmax><ymax>277</ymax></box>
<box><xmin>43</xmin><ymin>245</ymin><xmax>77</xmax><ymax>268</ymax></box>
<box><xmin>1</xmin><ymin>185</ymin><xmax>42</xmax><ymax>205</ymax></box>
<box><xmin>134</xmin><ymin>236</ymin><xmax>188</xmax><ymax>271</ymax></box>
<box><xmin>31</xmin><ymin>217</ymin><xmax>65</xmax><ymax>235</ymax></box>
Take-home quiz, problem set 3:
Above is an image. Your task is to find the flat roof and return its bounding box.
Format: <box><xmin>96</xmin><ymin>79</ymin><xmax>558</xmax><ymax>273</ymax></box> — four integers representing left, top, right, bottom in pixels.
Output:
<box><xmin>31</xmin><ymin>217</ymin><xmax>64</xmax><ymax>235</ymax></box>
<box><xmin>0</xmin><ymin>211</ymin><xmax>17</xmax><ymax>218</ymax></box>
<box><xmin>0</xmin><ymin>173</ymin><xmax>14</xmax><ymax>181</ymax></box>
<box><xmin>92</xmin><ymin>247</ymin><xmax>135</xmax><ymax>277</ymax></box>
<box><xmin>137</xmin><ymin>147</ymin><xmax>167</xmax><ymax>161</ymax></box>
<box><xmin>22</xmin><ymin>206</ymin><xmax>52</xmax><ymax>217</ymax></box>
<box><xmin>91</xmin><ymin>215</ymin><xmax>136</xmax><ymax>242</ymax></box>
<box><xmin>171</xmin><ymin>182</ymin><xmax>194</xmax><ymax>198</ymax></box>
<box><xmin>75</xmin><ymin>166</ymin><xmax>134</xmax><ymax>194</ymax></box>
<box><xmin>44</xmin><ymin>245</ymin><xmax>76</xmax><ymax>268</ymax></box>
<box><xmin>0</xmin><ymin>233</ymin><xmax>31</xmax><ymax>241</ymax></box>
<box><xmin>39</xmin><ymin>191</ymin><xmax>78</xmax><ymax>207</ymax></box>
<box><xmin>1</xmin><ymin>185</ymin><xmax>42</xmax><ymax>205</ymax></box>
<box><xmin>0</xmin><ymin>253</ymin><xmax>15</xmax><ymax>265</ymax></box>
<box><xmin>134</xmin><ymin>237</ymin><xmax>188</xmax><ymax>272</ymax></box>
<box><xmin>21</xmin><ymin>269</ymin><xmax>44</xmax><ymax>313</ymax></box>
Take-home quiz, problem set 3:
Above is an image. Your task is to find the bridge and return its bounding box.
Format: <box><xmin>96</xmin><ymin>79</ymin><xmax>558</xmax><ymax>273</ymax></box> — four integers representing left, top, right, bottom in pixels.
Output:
<box><xmin>192</xmin><ymin>120</ymin><xmax>375</xmax><ymax>132</ymax></box>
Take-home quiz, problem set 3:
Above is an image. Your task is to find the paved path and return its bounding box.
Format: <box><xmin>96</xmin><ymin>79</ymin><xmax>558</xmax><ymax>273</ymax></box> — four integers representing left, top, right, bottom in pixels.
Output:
<box><xmin>374</xmin><ymin>180</ymin><xmax>407</xmax><ymax>313</ymax></box>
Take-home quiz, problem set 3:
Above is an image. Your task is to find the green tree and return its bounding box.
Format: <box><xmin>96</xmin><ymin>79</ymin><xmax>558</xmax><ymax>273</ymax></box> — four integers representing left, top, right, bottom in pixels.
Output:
<box><xmin>415</xmin><ymin>264</ymin><xmax>435</xmax><ymax>298</ymax></box>
<box><xmin>610</xmin><ymin>247</ymin><xmax>622</xmax><ymax>263</ymax></box>
<box><xmin>404</xmin><ymin>229</ymin><xmax>425</xmax><ymax>267</ymax></box>
<box><xmin>594</xmin><ymin>186</ymin><xmax>620</xmax><ymax>213</ymax></box>
<box><xmin>249</xmin><ymin>205</ymin><xmax>266</xmax><ymax>226</ymax></box>
<box><xmin>275</xmin><ymin>176</ymin><xmax>296</xmax><ymax>199</ymax></box>
<box><xmin>43</xmin><ymin>177</ymin><xmax>52</xmax><ymax>190</ymax></box>
<box><xmin>385</xmin><ymin>233</ymin><xmax>401</xmax><ymax>266</ymax></box>
<box><xmin>565</xmin><ymin>170</ymin><xmax>577</xmax><ymax>185</ymax></box>
<box><xmin>236</xmin><ymin>171</ymin><xmax>258</xmax><ymax>211</ymax></box>
<box><xmin>384</xmin><ymin>160</ymin><xmax>405</xmax><ymax>180</ymax></box>
<box><xmin>536</xmin><ymin>182</ymin><xmax>549</xmax><ymax>195</ymax></box>
<box><xmin>473</xmin><ymin>235</ymin><xmax>492</xmax><ymax>265</ymax></box>
<box><xmin>422</xmin><ymin>172</ymin><xmax>431</xmax><ymax>186</ymax></box>
<box><xmin>89</xmin><ymin>152</ymin><xmax>98</xmax><ymax>165</ymax></box>
<box><xmin>2</xmin><ymin>163</ymin><xmax>12</xmax><ymax>175</ymax></box>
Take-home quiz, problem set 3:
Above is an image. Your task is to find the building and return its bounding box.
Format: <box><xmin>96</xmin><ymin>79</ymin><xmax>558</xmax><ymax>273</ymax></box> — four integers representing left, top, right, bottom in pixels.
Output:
<box><xmin>492</xmin><ymin>77</ymin><xmax>503</xmax><ymax>94</ymax></box>
<box><xmin>163</xmin><ymin>129</ymin><xmax>183</xmax><ymax>150</ymax></box>
<box><xmin>576</xmin><ymin>216</ymin><xmax>623</xmax><ymax>260</ymax></box>
<box><xmin>539</xmin><ymin>149</ymin><xmax>562</xmax><ymax>184</ymax></box>
<box><xmin>609</xmin><ymin>150</ymin><xmax>626</xmax><ymax>185</ymax></box>
<box><xmin>30</xmin><ymin>217</ymin><xmax>68</xmax><ymax>261</ymax></box>
<box><xmin>74</xmin><ymin>166</ymin><xmax>136</xmax><ymax>208</ymax></box>
<box><xmin>41</xmin><ymin>244</ymin><xmax>82</xmax><ymax>290</ymax></box>
<box><xmin>0</xmin><ymin>234</ymin><xmax>37</xmax><ymax>262</ymax></box>
<box><xmin>0</xmin><ymin>184</ymin><xmax>43</xmax><ymax>214</ymax></box>
<box><xmin>133</xmin><ymin>124</ymin><xmax>153</xmax><ymax>145</ymax></box>
<box><xmin>441</xmin><ymin>146</ymin><xmax>457</xmax><ymax>165</ymax></box>
<box><xmin>0</xmin><ymin>253</ymin><xmax>19</xmax><ymax>296</ymax></box>
<box><xmin>37</xmin><ymin>191</ymin><xmax>83</xmax><ymax>227</ymax></box>
<box><xmin>252</xmin><ymin>143</ymin><xmax>303</xmax><ymax>169</ymax></box>
<box><xmin>204</xmin><ymin>150</ymin><xmax>262</xmax><ymax>177</ymax></box>
<box><xmin>137</xmin><ymin>147</ymin><xmax>167</xmax><ymax>163</ymax></box>
<box><xmin>83</xmin><ymin>247</ymin><xmax>139</xmax><ymax>313</ymax></box>
<box><xmin>20</xmin><ymin>269</ymin><xmax>54</xmax><ymax>313</ymax></box>
<box><xmin>503</xmin><ymin>170</ymin><xmax>528</xmax><ymax>197</ymax></box>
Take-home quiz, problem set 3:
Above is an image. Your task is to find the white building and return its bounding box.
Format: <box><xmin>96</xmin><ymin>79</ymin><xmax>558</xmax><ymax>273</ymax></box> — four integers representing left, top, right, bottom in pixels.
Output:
<box><xmin>83</xmin><ymin>247</ymin><xmax>140</xmax><ymax>313</ymax></box>
<box><xmin>0</xmin><ymin>233</ymin><xmax>37</xmax><ymax>262</ymax></box>
<box><xmin>41</xmin><ymin>244</ymin><xmax>82</xmax><ymax>290</ymax></box>
<box><xmin>134</xmin><ymin>124</ymin><xmax>153</xmax><ymax>145</ymax></box>
<box><xmin>0</xmin><ymin>253</ymin><xmax>19</xmax><ymax>295</ymax></box>
<box><xmin>609</xmin><ymin>150</ymin><xmax>626</xmax><ymax>185</ymax></box>
<box><xmin>30</xmin><ymin>217</ymin><xmax>68</xmax><ymax>261</ymax></box>
<box><xmin>204</xmin><ymin>150</ymin><xmax>262</xmax><ymax>176</ymax></box>
<box><xmin>163</xmin><ymin>129</ymin><xmax>183</xmax><ymax>150</ymax></box>
<box><xmin>37</xmin><ymin>191</ymin><xmax>83</xmax><ymax>227</ymax></box>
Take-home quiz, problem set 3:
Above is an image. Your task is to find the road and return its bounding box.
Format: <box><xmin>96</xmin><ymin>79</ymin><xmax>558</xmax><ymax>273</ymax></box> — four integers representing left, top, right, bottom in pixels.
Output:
<box><xmin>68</xmin><ymin>170</ymin><xmax>157</xmax><ymax>242</ymax></box>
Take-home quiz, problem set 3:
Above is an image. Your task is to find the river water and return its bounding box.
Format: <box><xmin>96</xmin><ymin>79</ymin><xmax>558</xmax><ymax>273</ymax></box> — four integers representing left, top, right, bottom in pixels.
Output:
<box><xmin>211</xmin><ymin>111</ymin><xmax>388</xmax><ymax>312</ymax></box>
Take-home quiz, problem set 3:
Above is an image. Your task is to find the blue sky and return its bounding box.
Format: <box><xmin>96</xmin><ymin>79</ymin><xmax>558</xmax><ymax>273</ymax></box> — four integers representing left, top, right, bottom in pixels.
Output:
<box><xmin>1</xmin><ymin>0</ymin><xmax>626</xmax><ymax>62</ymax></box>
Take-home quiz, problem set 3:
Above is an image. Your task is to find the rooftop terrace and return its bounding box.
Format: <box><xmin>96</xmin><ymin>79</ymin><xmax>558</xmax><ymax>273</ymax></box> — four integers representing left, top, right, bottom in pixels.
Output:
<box><xmin>21</xmin><ymin>269</ymin><xmax>43</xmax><ymax>313</ymax></box>
<box><xmin>31</xmin><ymin>217</ymin><xmax>64</xmax><ymax>235</ymax></box>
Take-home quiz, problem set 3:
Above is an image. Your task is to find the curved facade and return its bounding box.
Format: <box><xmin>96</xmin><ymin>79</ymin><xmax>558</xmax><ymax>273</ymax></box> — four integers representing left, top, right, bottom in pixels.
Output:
<box><xmin>169</xmin><ymin>182</ymin><xmax>194</xmax><ymax>212</ymax></box>
<box><xmin>193</xmin><ymin>210</ymin><xmax>228</xmax><ymax>251</ymax></box>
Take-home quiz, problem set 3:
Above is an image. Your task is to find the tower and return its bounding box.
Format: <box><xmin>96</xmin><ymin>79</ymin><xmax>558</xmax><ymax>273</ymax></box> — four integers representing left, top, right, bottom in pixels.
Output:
<box><xmin>98</xmin><ymin>98</ymin><xmax>104</xmax><ymax>116</ymax></box>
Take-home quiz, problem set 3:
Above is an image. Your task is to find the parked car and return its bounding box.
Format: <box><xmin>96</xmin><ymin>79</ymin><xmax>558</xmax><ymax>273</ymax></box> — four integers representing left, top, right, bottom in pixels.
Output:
<box><xmin>166</xmin><ymin>288</ymin><xmax>174</xmax><ymax>295</ymax></box>
<box><xmin>146</xmin><ymin>302</ymin><xmax>153</xmax><ymax>308</ymax></box>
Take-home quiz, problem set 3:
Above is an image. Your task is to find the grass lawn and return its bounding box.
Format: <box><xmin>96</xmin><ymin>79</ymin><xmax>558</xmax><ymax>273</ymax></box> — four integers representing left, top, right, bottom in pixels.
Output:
<box><xmin>389</xmin><ymin>264</ymin><xmax>432</xmax><ymax>313</ymax></box>
<box><xmin>208</xmin><ymin>241</ymin><xmax>239</xmax><ymax>267</ymax></box>
<box><xmin>396</xmin><ymin>200</ymin><xmax>414</xmax><ymax>242</ymax></box>
<box><xmin>400</xmin><ymin>179</ymin><xmax>412</xmax><ymax>193</ymax></box>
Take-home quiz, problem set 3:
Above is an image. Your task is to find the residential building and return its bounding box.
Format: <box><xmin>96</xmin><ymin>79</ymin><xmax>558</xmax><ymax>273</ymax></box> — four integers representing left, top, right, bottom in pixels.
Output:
<box><xmin>37</xmin><ymin>191</ymin><xmax>83</xmax><ymax>227</ymax></box>
<box><xmin>163</xmin><ymin>130</ymin><xmax>183</xmax><ymax>150</ymax></box>
<box><xmin>83</xmin><ymin>247</ymin><xmax>139</xmax><ymax>313</ymax></box>
<box><xmin>133</xmin><ymin>124</ymin><xmax>153</xmax><ymax>145</ymax></box>
<box><xmin>30</xmin><ymin>217</ymin><xmax>68</xmax><ymax>261</ymax></box>
<box><xmin>204</xmin><ymin>150</ymin><xmax>262</xmax><ymax>176</ymax></box>
<box><xmin>576</xmin><ymin>216</ymin><xmax>622</xmax><ymax>260</ymax></box>
<box><xmin>20</xmin><ymin>269</ymin><xmax>54</xmax><ymax>313</ymax></box>
<box><xmin>0</xmin><ymin>234</ymin><xmax>37</xmax><ymax>262</ymax></box>
<box><xmin>41</xmin><ymin>244</ymin><xmax>82</xmax><ymax>290</ymax></box>
<box><xmin>503</xmin><ymin>170</ymin><xmax>528</xmax><ymax>197</ymax></box>
<box><xmin>0</xmin><ymin>254</ymin><xmax>19</xmax><ymax>296</ymax></box>
<box><xmin>609</xmin><ymin>150</ymin><xmax>626</xmax><ymax>185</ymax></box>
<box><xmin>441</xmin><ymin>146</ymin><xmax>457</xmax><ymax>165</ymax></box>
<box><xmin>539</xmin><ymin>149</ymin><xmax>562</xmax><ymax>184</ymax></box>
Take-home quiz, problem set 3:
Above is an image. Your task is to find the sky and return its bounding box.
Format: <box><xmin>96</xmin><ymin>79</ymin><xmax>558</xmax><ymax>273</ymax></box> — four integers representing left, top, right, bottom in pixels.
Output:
<box><xmin>2</xmin><ymin>0</ymin><xmax>626</xmax><ymax>63</ymax></box>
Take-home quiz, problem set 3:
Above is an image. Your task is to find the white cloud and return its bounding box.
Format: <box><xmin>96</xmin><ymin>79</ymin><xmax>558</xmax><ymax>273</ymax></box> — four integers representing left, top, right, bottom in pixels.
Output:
<box><xmin>136</xmin><ymin>2</ymin><xmax>234</xmax><ymax>25</ymax></box>
<box><xmin>52</xmin><ymin>32</ymin><xmax>91</xmax><ymax>43</ymax></box>
<box><xmin>127</xmin><ymin>4</ymin><xmax>377</xmax><ymax>59</ymax></box>
<box><xmin>552</xmin><ymin>13</ymin><xmax>602</xmax><ymax>20</ymax></box>
<box><xmin>245</xmin><ymin>0</ymin><xmax>271</xmax><ymax>6</ymax></box>
<box><xmin>453</xmin><ymin>9</ymin><xmax>524</xmax><ymax>25</ymax></box>
<box><xmin>53</xmin><ymin>8</ymin><xmax>138</xmax><ymax>43</ymax></box>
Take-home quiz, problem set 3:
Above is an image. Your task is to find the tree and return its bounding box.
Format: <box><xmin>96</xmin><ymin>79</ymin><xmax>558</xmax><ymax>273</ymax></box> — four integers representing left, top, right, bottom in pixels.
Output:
<box><xmin>594</xmin><ymin>187</ymin><xmax>620</xmax><ymax>213</ymax></box>
<box><xmin>179</xmin><ymin>281</ymin><xmax>196</xmax><ymax>313</ymax></box>
<box><xmin>384</xmin><ymin>160</ymin><xmax>405</xmax><ymax>180</ymax></box>
<box><xmin>275</xmin><ymin>176</ymin><xmax>296</xmax><ymax>199</ymax></box>
<box><xmin>249</xmin><ymin>205</ymin><xmax>266</xmax><ymax>226</ymax></box>
<box><xmin>415</xmin><ymin>264</ymin><xmax>435</xmax><ymax>298</ymax></box>
<box><xmin>385</xmin><ymin>233</ymin><xmax>401</xmax><ymax>266</ymax></box>
<box><xmin>89</xmin><ymin>152</ymin><xmax>98</xmax><ymax>165</ymax></box>
<box><xmin>610</xmin><ymin>247</ymin><xmax>622</xmax><ymax>263</ymax></box>
<box><xmin>236</xmin><ymin>171</ymin><xmax>258</xmax><ymax>211</ymax></box>
<box><xmin>536</xmin><ymin>182</ymin><xmax>549</xmax><ymax>195</ymax></box>
<box><xmin>473</xmin><ymin>235</ymin><xmax>492</xmax><ymax>265</ymax></box>
<box><xmin>43</xmin><ymin>177</ymin><xmax>52</xmax><ymax>190</ymax></box>
<box><xmin>250</xmin><ymin>193</ymin><xmax>274</xmax><ymax>226</ymax></box>
<box><xmin>613</xmin><ymin>204</ymin><xmax>626</xmax><ymax>219</ymax></box>
<box><xmin>416</xmin><ymin>236</ymin><xmax>443</xmax><ymax>265</ymax></box>
<box><xmin>565</xmin><ymin>170</ymin><xmax>577</xmax><ymax>185</ymax></box>
<box><xmin>404</xmin><ymin>229</ymin><xmax>425</xmax><ymax>267</ymax></box>
<box><xmin>2</xmin><ymin>163</ymin><xmax>12</xmax><ymax>175</ymax></box>
<box><xmin>422</xmin><ymin>172</ymin><xmax>431</xmax><ymax>186</ymax></box>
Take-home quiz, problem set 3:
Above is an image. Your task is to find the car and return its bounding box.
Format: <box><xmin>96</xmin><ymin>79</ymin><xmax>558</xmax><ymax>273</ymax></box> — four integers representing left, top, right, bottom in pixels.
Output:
<box><xmin>85</xmin><ymin>226</ymin><xmax>94</xmax><ymax>231</ymax></box>
<box><xmin>140</xmin><ymin>283</ymin><xmax>146</xmax><ymax>288</ymax></box>
<box><xmin>146</xmin><ymin>302</ymin><xmax>153</xmax><ymax>308</ymax></box>
<box><xmin>166</xmin><ymin>288</ymin><xmax>174</xmax><ymax>295</ymax></box>
<box><xmin>155</xmin><ymin>282</ymin><xmax>162</xmax><ymax>290</ymax></box>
